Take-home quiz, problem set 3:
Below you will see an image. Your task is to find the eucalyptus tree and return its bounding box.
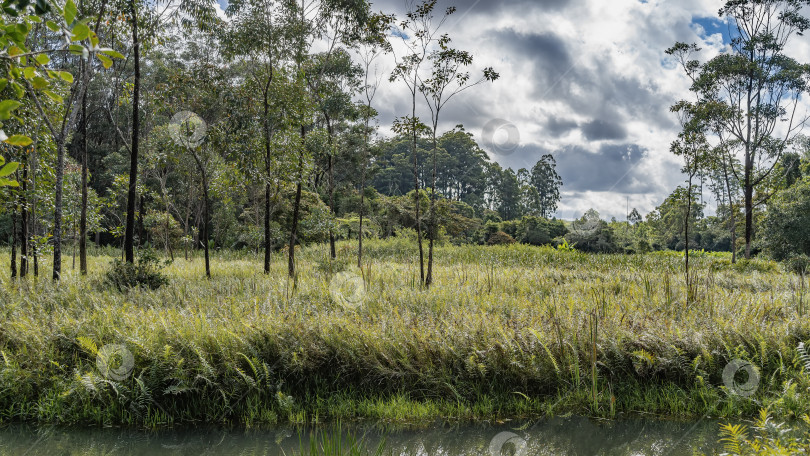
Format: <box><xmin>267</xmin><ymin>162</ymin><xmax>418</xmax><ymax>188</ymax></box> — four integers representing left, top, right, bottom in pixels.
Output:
<box><xmin>285</xmin><ymin>0</ymin><xmax>370</xmax><ymax>277</ymax></box>
<box><xmin>409</xmin><ymin>2</ymin><xmax>497</xmax><ymax>286</ymax></box>
<box><xmin>670</xmin><ymin>100</ymin><xmax>712</xmax><ymax>300</ymax></box>
<box><xmin>389</xmin><ymin>0</ymin><xmax>440</xmax><ymax>284</ymax></box>
<box><xmin>354</xmin><ymin>12</ymin><xmax>392</xmax><ymax>267</ymax></box>
<box><xmin>530</xmin><ymin>154</ymin><xmax>562</xmax><ymax>219</ymax></box>
<box><xmin>223</xmin><ymin>0</ymin><xmax>298</xmax><ymax>273</ymax></box>
<box><xmin>307</xmin><ymin>49</ymin><xmax>362</xmax><ymax>259</ymax></box>
<box><xmin>121</xmin><ymin>0</ymin><xmax>219</xmax><ymax>265</ymax></box>
<box><xmin>666</xmin><ymin>0</ymin><xmax>810</xmax><ymax>259</ymax></box>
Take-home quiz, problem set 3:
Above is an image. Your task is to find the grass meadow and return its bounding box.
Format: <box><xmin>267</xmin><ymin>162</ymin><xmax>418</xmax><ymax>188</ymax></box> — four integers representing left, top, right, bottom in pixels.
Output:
<box><xmin>1</xmin><ymin>239</ymin><xmax>809</xmax><ymax>428</ymax></box>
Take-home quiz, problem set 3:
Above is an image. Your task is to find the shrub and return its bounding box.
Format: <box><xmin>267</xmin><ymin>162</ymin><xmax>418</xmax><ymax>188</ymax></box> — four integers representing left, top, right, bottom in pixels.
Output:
<box><xmin>487</xmin><ymin>231</ymin><xmax>516</xmax><ymax>245</ymax></box>
<box><xmin>785</xmin><ymin>254</ymin><xmax>810</xmax><ymax>275</ymax></box>
<box><xmin>105</xmin><ymin>250</ymin><xmax>169</xmax><ymax>291</ymax></box>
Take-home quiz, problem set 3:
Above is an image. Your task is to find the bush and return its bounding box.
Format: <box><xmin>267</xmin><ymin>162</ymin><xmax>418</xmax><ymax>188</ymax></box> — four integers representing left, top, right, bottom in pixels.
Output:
<box><xmin>761</xmin><ymin>177</ymin><xmax>810</xmax><ymax>261</ymax></box>
<box><xmin>105</xmin><ymin>250</ymin><xmax>169</xmax><ymax>291</ymax></box>
<box><xmin>785</xmin><ymin>254</ymin><xmax>810</xmax><ymax>275</ymax></box>
<box><xmin>487</xmin><ymin>231</ymin><xmax>516</xmax><ymax>245</ymax></box>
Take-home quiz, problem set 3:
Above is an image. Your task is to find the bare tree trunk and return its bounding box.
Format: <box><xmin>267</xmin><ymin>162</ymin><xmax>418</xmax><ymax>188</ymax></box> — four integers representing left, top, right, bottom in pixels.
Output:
<box><xmin>327</xmin><ymin>123</ymin><xmax>336</xmax><ymax>260</ymax></box>
<box><xmin>685</xmin><ymin>179</ymin><xmax>692</xmax><ymax>305</ymax></box>
<box><xmin>426</xmin><ymin>132</ymin><xmax>437</xmax><ymax>287</ymax></box>
<box><xmin>412</xmin><ymin>125</ymin><xmax>424</xmax><ymax>285</ymax></box>
<box><xmin>11</xmin><ymin>180</ymin><xmax>17</xmax><ymax>278</ymax></box>
<box><xmin>743</xmin><ymin>168</ymin><xmax>753</xmax><ymax>259</ymax></box>
<box><xmin>289</xmin><ymin>130</ymin><xmax>305</xmax><ymax>278</ymax></box>
<box><xmin>52</xmin><ymin>138</ymin><xmax>66</xmax><ymax>280</ymax></box>
<box><xmin>124</xmin><ymin>0</ymin><xmax>140</xmax><ymax>264</ymax></box>
<box><xmin>263</xmin><ymin>77</ymin><xmax>272</xmax><ymax>274</ymax></box>
<box><xmin>358</xmin><ymin>144</ymin><xmax>367</xmax><ymax>269</ymax></box>
<box><xmin>20</xmin><ymin>159</ymin><xmax>28</xmax><ymax>277</ymax></box>
<box><xmin>189</xmin><ymin>150</ymin><xmax>211</xmax><ymax>278</ymax></box>
<box><xmin>80</xmin><ymin>70</ymin><xmax>89</xmax><ymax>275</ymax></box>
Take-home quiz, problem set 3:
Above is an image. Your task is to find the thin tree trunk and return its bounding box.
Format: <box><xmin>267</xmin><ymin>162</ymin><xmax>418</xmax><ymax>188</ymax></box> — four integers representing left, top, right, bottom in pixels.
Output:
<box><xmin>289</xmin><ymin>129</ymin><xmax>305</xmax><ymax>278</ymax></box>
<box><xmin>327</xmin><ymin>123</ymin><xmax>336</xmax><ymax>260</ymax></box>
<box><xmin>30</xmin><ymin>138</ymin><xmax>38</xmax><ymax>278</ymax></box>
<box><xmin>189</xmin><ymin>150</ymin><xmax>211</xmax><ymax>278</ymax></box>
<box><xmin>80</xmin><ymin>68</ymin><xmax>89</xmax><ymax>275</ymax></box>
<box><xmin>411</xmin><ymin>113</ymin><xmax>424</xmax><ymax>284</ymax></box>
<box><xmin>202</xmin><ymin>182</ymin><xmax>210</xmax><ymax>278</ymax></box>
<box><xmin>20</xmin><ymin>158</ymin><xmax>28</xmax><ymax>277</ymax></box>
<box><xmin>263</xmin><ymin>77</ymin><xmax>272</xmax><ymax>274</ymax></box>
<box><xmin>358</xmin><ymin>136</ymin><xmax>367</xmax><ymax>269</ymax></box>
<box><xmin>721</xmin><ymin>158</ymin><xmax>737</xmax><ymax>264</ymax></box>
<box><xmin>425</xmin><ymin>131</ymin><xmax>437</xmax><ymax>287</ymax></box>
<box><xmin>52</xmin><ymin>138</ymin><xmax>66</xmax><ymax>280</ymax></box>
<box><xmin>685</xmin><ymin>179</ymin><xmax>691</xmax><ymax>305</ymax></box>
<box><xmin>11</xmin><ymin>181</ymin><xmax>17</xmax><ymax>278</ymax></box>
<box><xmin>744</xmin><ymin>170</ymin><xmax>753</xmax><ymax>259</ymax></box>
<box><xmin>124</xmin><ymin>0</ymin><xmax>140</xmax><ymax>264</ymax></box>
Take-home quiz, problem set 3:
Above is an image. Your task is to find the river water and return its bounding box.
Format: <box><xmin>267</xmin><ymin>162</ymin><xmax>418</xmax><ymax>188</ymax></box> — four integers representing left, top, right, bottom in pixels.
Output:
<box><xmin>0</xmin><ymin>416</ymin><xmax>726</xmax><ymax>455</ymax></box>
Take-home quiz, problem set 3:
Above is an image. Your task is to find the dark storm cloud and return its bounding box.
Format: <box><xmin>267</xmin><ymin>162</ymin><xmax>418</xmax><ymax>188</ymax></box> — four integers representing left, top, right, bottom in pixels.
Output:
<box><xmin>554</xmin><ymin>144</ymin><xmax>659</xmax><ymax>194</ymax></box>
<box><xmin>495</xmin><ymin>143</ymin><xmax>659</xmax><ymax>195</ymax></box>
<box><xmin>545</xmin><ymin>117</ymin><xmax>579</xmax><ymax>137</ymax></box>
<box><xmin>581</xmin><ymin>119</ymin><xmax>627</xmax><ymax>141</ymax></box>
<box><xmin>486</xmin><ymin>142</ymin><xmax>661</xmax><ymax>194</ymax></box>
<box><xmin>490</xmin><ymin>28</ymin><xmax>573</xmax><ymax>88</ymax></box>
<box><xmin>486</xmin><ymin>29</ymin><xmax>678</xmax><ymax>135</ymax></box>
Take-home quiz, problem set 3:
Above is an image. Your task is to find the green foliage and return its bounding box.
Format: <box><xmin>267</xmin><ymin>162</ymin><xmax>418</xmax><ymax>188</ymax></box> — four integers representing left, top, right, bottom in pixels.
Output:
<box><xmin>1</xmin><ymin>241</ymin><xmax>810</xmax><ymax>428</ymax></box>
<box><xmin>718</xmin><ymin>410</ymin><xmax>810</xmax><ymax>455</ymax></box>
<box><xmin>762</xmin><ymin>178</ymin><xmax>810</xmax><ymax>262</ymax></box>
<box><xmin>105</xmin><ymin>250</ymin><xmax>169</xmax><ymax>290</ymax></box>
<box><xmin>486</xmin><ymin>230</ymin><xmax>515</xmax><ymax>245</ymax></box>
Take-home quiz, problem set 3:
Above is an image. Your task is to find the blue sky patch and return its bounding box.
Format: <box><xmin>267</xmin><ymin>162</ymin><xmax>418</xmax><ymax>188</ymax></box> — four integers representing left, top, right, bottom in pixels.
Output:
<box><xmin>692</xmin><ymin>16</ymin><xmax>732</xmax><ymax>44</ymax></box>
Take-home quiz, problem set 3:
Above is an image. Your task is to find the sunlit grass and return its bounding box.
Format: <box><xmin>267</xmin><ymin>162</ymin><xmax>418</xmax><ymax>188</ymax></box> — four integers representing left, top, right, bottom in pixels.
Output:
<box><xmin>0</xmin><ymin>240</ymin><xmax>808</xmax><ymax>427</ymax></box>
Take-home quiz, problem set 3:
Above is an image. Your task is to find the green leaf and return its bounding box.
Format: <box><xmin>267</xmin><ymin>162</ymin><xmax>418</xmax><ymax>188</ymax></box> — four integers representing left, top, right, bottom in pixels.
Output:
<box><xmin>3</xmin><ymin>135</ymin><xmax>31</xmax><ymax>147</ymax></box>
<box><xmin>0</xmin><ymin>161</ymin><xmax>19</xmax><ymax>176</ymax></box>
<box><xmin>27</xmin><ymin>15</ymin><xmax>43</xmax><ymax>23</ymax></box>
<box><xmin>59</xmin><ymin>71</ymin><xmax>73</xmax><ymax>83</ymax></box>
<box><xmin>64</xmin><ymin>0</ymin><xmax>77</xmax><ymax>24</ymax></box>
<box><xmin>46</xmin><ymin>20</ymin><xmax>60</xmax><ymax>32</ymax></box>
<box><xmin>99</xmin><ymin>49</ymin><xmax>125</xmax><ymax>59</ymax></box>
<box><xmin>0</xmin><ymin>100</ymin><xmax>21</xmax><ymax>120</ymax></box>
<box><xmin>0</xmin><ymin>79</ymin><xmax>7</xmax><ymax>92</ymax></box>
<box><xmin>89</xmin><ymin>31</ymin><xmax>99</xmax><ymax>49</ymax></box>
<box><xmin>71</xmin><ymin>23</ymin><xmax>90</xmax><ymax>41</ymax></box>
<box><xmin>11</xmin><ymin>82</ymin><xmax>24</xmax><ymax>99</ymax></box>
<box><xmin>8</xmin><ymin>46</ymin><xmax>23</xmax><ymax>57</ymax></box>
<box><xmin>43</xmin><ymin>90</ymin><xmax>63</xmax><ymax>103</ymax></box>
<box><xmin>23</xmin><ymin>67</ymin><xmax>36</xmax><ymax>79</ymax></box>
<box><xmin>35</xmin><ymin>54</ymin><xmax>50</xmax><ymax>65</ymax></box>
<box><xmin>97</xmin><ymin>54</ymin><xmax>112</xmax><ymax>69</ymax></box>
<box><xmin>0</xmin><ymin>178</ymin><xmax>20</xmax><ymax>187</ymax></box>
<box><xmin>69</xmin><ymin>44</ymin><xmax>90</xmax><ymax>60</ymax></box>
<box><xmin>32</xmin><ymin>76</ymin><xmax>49</xmax><ymax>89</ymax></box>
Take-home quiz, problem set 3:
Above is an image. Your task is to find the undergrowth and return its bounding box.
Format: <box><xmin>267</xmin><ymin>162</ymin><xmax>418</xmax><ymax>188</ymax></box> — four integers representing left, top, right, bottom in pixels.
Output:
<box><xmin>0</xmin><ymin>240</ymin><xmax>808</xmax><ymax>428</ymax></box>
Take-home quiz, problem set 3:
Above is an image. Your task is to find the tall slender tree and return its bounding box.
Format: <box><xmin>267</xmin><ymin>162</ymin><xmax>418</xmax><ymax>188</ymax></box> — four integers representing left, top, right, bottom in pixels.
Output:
<box><xmin>667</xmin><ymin>1</ymin><xmax>810</xmax><ymax>259</ymax></box>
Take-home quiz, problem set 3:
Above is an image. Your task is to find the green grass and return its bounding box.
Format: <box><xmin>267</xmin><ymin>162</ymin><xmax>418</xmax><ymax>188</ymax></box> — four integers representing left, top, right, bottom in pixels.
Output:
<box><xmin>0</xmin><ymin>240</ymin><xmax>809</xmax><ymax>428</ymax></box>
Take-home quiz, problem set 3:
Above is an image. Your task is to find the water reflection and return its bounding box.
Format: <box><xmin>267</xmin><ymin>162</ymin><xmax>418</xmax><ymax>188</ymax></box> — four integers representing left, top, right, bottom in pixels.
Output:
<box><xmin>0</xmin><ymin>416</ymin><xmax>722</xmax><ymax>455</ymax></box>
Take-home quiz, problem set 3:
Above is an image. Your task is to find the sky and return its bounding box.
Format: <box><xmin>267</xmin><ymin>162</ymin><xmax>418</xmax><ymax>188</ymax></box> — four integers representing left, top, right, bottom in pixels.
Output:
<box><xmin>213</xmin><ymin>0</ymin><xmax>810</xmax><ymax>221</ymax></box>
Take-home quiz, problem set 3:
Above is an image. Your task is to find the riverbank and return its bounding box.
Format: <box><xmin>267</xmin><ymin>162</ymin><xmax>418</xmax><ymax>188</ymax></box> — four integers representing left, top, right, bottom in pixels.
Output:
<box><xmin>1</xmin><ymin>240</ymin><xmax>809</xmax><ymax>428</ymax></box>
